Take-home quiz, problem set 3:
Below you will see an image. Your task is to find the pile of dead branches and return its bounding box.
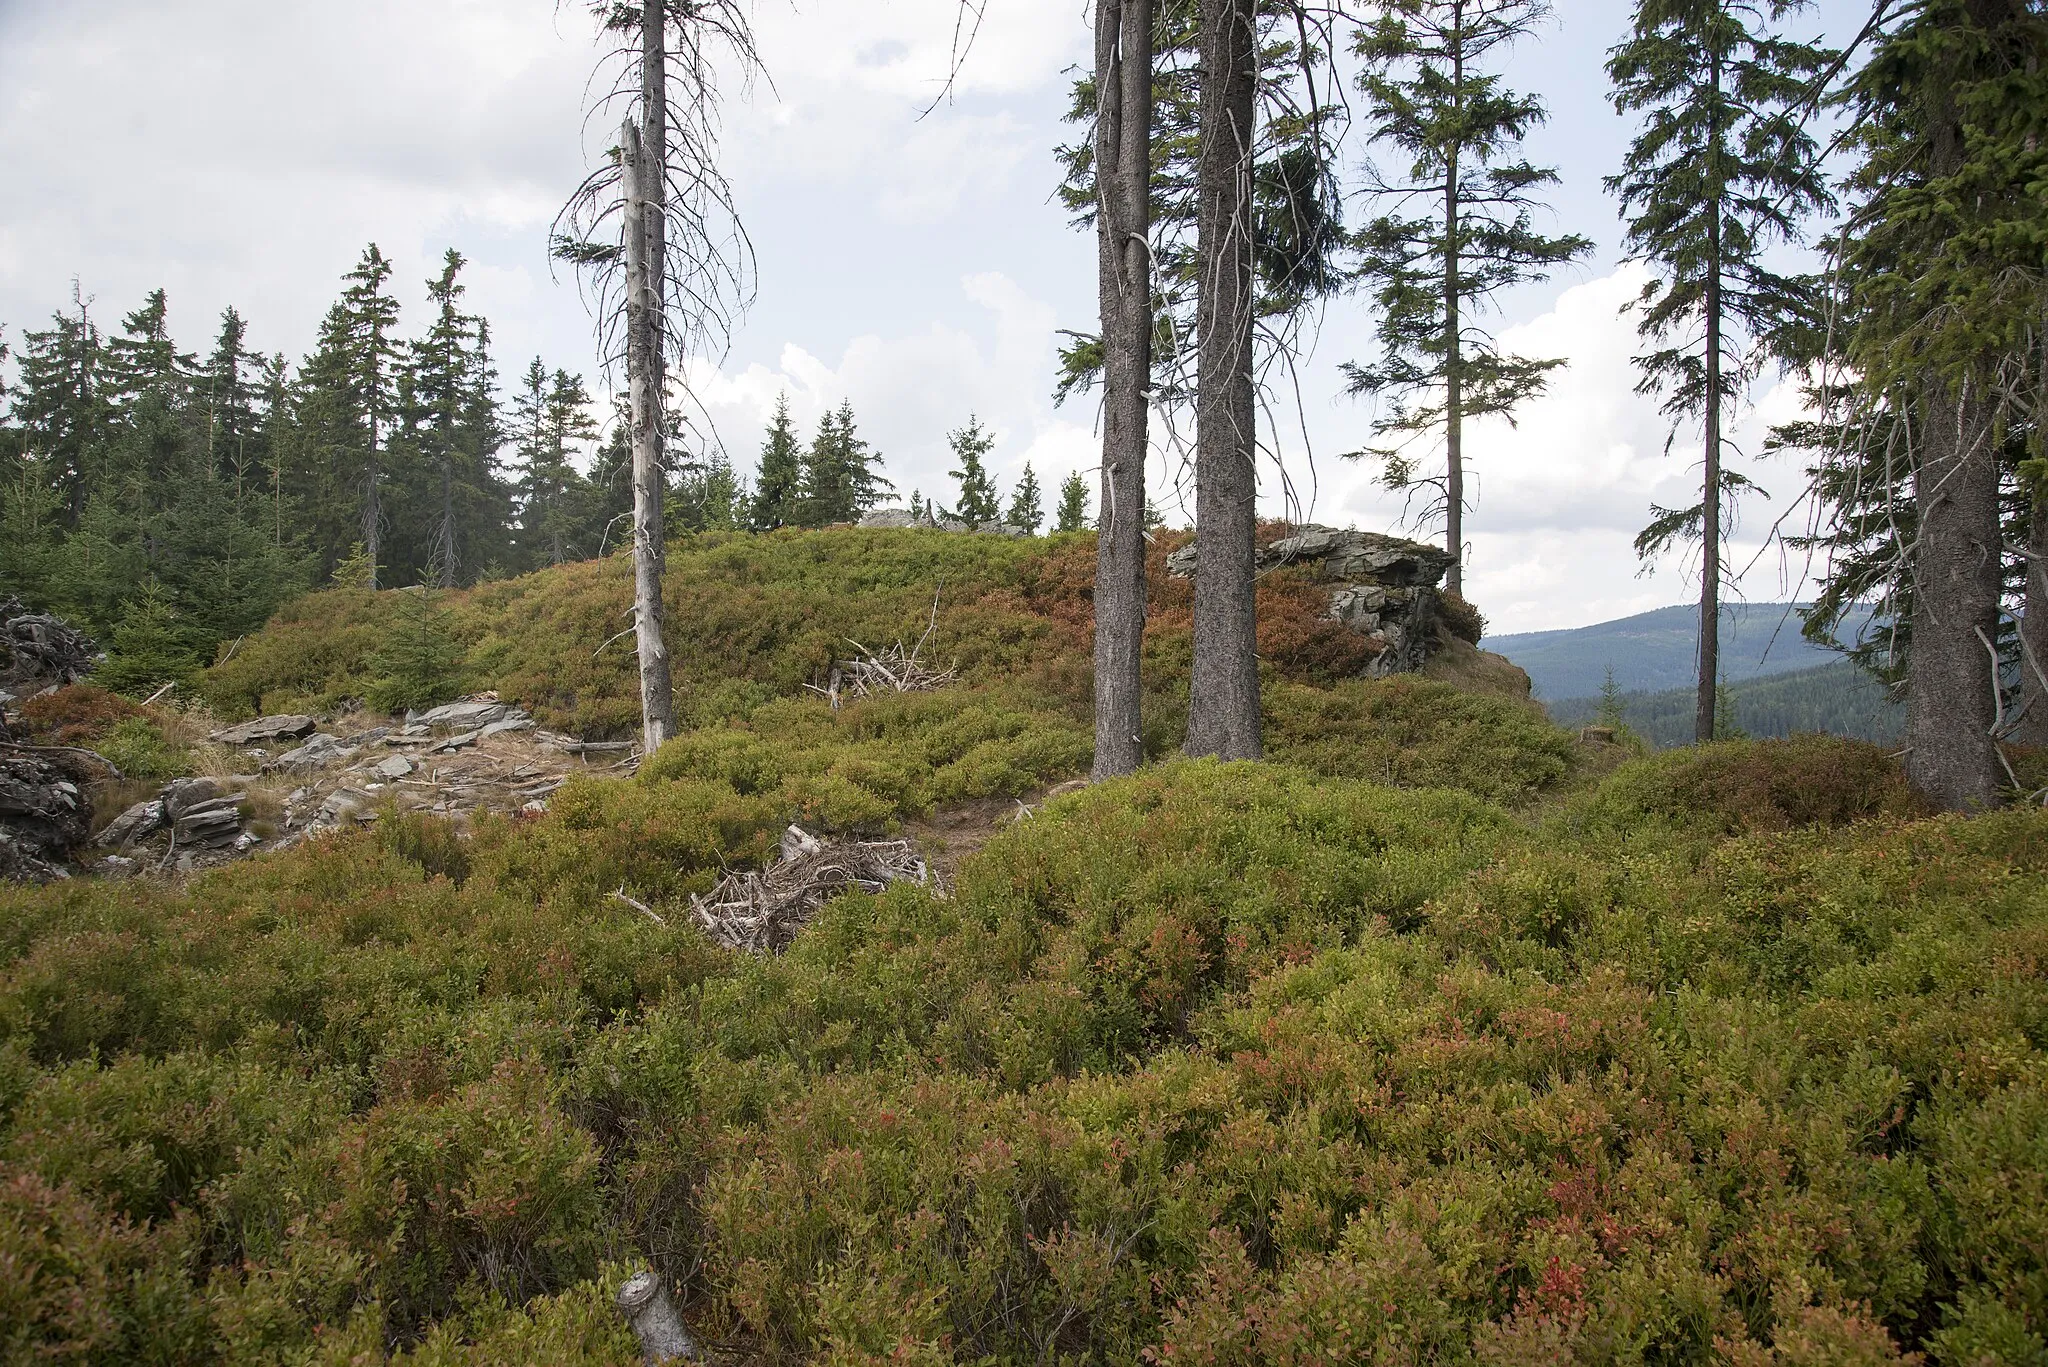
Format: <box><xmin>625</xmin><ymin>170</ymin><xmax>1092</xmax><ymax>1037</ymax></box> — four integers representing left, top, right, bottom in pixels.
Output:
<box><xmin>688</xmin><ymin>826</ymin><xmax>937</xmax><ymax>953</ymax></box>
<box><xmin>805</xmin><ymin>590</ymin><xmax>958</xmax><ymax>710</ymax></box>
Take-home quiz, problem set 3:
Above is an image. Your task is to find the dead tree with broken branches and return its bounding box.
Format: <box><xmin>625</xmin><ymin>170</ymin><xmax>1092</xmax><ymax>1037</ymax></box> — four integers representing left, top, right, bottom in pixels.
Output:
<box><xmin>554</xmin><ymin>0</ymin><xmax>763</xmax><ymax>754</ymax></box>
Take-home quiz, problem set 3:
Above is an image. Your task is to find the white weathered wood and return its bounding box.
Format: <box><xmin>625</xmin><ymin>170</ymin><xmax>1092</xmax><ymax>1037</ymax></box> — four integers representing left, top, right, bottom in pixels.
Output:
<box><xmin>621</xmin><ymin>116</ymin><xmax>676</xmax><ymax>755</ymax></box>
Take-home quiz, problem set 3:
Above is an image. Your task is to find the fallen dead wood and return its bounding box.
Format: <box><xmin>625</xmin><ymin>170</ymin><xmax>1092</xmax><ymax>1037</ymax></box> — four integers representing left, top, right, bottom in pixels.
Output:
<box><xmin>804</xmin><ymin>587</ymin><xmax>958</xmax><ymax>710</ymax></box>
<box><xmin>689</xmin><ymin>825</ymin><xmax>937</xmax><ymax>953</ymax></box>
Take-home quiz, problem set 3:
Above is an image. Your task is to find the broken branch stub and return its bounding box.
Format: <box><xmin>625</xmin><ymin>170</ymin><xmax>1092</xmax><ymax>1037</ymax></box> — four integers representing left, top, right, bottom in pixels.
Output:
<box><xmin>615</xmin><ymin>1269</ymin><xmax>700</xmax><ymax>1363</ymax></box>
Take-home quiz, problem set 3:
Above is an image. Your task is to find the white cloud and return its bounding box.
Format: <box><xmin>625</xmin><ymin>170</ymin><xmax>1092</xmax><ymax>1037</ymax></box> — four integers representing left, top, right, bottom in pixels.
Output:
<box><xmin>677</xmin><ymin>268</ymin><xmax>1094</xmax><ymax>506</ymax></box>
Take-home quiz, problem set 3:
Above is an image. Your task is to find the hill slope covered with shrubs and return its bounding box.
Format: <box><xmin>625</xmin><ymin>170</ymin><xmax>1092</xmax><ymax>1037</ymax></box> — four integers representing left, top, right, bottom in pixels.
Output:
<box><xmin>4</xmin><ymin>530</ymin><xmax>2044</xmax><ymax>1364</ymax></box>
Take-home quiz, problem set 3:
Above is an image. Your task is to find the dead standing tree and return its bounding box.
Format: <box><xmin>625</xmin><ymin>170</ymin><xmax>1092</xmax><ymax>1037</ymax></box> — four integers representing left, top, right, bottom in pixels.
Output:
<box><xmin>555</xmin><ymin>0</ymin><xmax>762</xmax><ymax>754</ymax></box>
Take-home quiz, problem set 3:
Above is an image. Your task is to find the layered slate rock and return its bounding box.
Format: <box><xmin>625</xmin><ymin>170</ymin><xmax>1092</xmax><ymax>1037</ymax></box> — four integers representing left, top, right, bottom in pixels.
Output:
<box><xmin>0</xmin><ymin>597</ymin><xmax>98</xmax><ymax>698</ymax></box>
<box><xmin>1167</xmin><ymin>525</ymin><xmax>1459</xmax><ymax>676</ymax></box>
<box><xmin>0</xmin><ymin>753</ymin><xmax>90</xmax><ymax>882</ymax></box>
<box><xmin>211</xmin><ymin>714</ymin><xmax>318</xmax><ymax>746</ymax></box>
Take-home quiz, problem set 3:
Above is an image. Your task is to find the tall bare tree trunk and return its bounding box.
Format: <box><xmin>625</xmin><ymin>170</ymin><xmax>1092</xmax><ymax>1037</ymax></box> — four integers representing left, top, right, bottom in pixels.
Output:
<box><xmin>623</xmin><ymin>116</ymin><xmax>675</xmax><ymax>755</ymax></box>
<box><xmin>1092</xmin><ymin>0</ymin><xmax>1153</xmax><ymax>780</ymax></box>
<box><xmin>624</xmin><ymin>0</ymin><xmax>675</xmax><ymax>754</ymax></box>
<box><xmin>1443</xmin><ymin>2</ymin><xmax>1464</xmax><ymax>600</ymax></box>
<box><xmin>2017</xmin><ymin>488</ymin><xmax>2048</xmax><ymax>747</ymax></box>
<box><xmin>1907</xmin><ymin>377</ymin><xmax>2004</xmax><ymax>807</ymax></box>
<box><xmin>1185</xmin><ymin>0</ymin><xmax>1262</xmax><ymax>762</ymax></box>
<box><xmin>1697</xmin><ymin>200</ymin><xmax>1722</xmax><ymax>744</ymax></box>
<box><xmin>363</xmin><ymin>412</ymin><xmax>381</xmax><ymax>591</ymax></box>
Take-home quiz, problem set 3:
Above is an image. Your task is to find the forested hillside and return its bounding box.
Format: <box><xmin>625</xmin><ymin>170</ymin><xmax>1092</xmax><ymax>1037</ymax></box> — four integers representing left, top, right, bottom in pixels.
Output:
<box><xmin>1549</xmin><ymin>658</ymin><xmax>1906</xmax><ymax>747</ymax></box>
<box><xmin>1484</xmin><ymin>602</ymin><xmax>1881</xmax><ymax>700</ymax></box>
<box><xmin>0</xmin><ymin>267</ymin><xmax>913</xmax><ymax>693</ymax></box>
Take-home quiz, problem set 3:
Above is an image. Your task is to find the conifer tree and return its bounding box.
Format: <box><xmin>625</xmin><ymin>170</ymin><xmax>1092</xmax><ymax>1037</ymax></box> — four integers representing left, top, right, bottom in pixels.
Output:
<box><xmin>201</xmin><ymin>308</ymin><xmax>264</xmax><ymax>495</ymax></box>
<box><xmin>94</xmin><ymin>578</ymin><xmax>202</xmax><ymax>697</ymax></box>
<box><xmin>799</xmin><ymin>401</ymin><xmax>891</xmax><ymax>526</ymax></box>
<box><xmin>947</xmin><ymin>415</ymin><xmax>1001</xmax><ymax>527</ymax></box>
<box><xmin>1804</xmin><ymin>0</ymin><xmax>2046</xmax><ymax>806</ymax></box>
<box><xmin>367</xmin><ymin>584</ymin><xmax>467</xmax><ymax>714</ymax></box>
<box><xmin>339</xmin><ymin>245</ymin><xmax>402</xmax><ymax>589</ymax></box>
<box><xmin>670</xmin><ymin>444</ymin><xmax>746</xmax><ymax>531</ymax></box>
<box><xmin>510</xmin><ymin>359</ymin><xmax>600</xmax><ymax>567</ymax></box>
<box><xmin>750</xmin><ymin>393</ymin><xmax>803</xmax><ymax>530</ymax></box>
<box><xmin>13</xmin><ymin>291</ymin><xmax>108</xmax><ymax>528</ymax></box>
<box><xmin>1055</xmin><ymin>470</ymin><xmax>1092</xmax><ymax>532</ymax></box>
<box><xmin>1344</xmin><ymin>0</ymin><xmax>1592</xmax><ymax>600</ymax></box>
<box><xmin>1007</xmin><ymin>460</ymin><xmax>1044</xmax><ymax>533</ymax></box>
<box><xmin>1607</xmin><ymin>0</ymin><xmax>1832</xmax><ymax>743</ymax></box>
<box><xmin>397</xmin><ymin>251</ymin><xmax>506</xmax><ymax>587</ymax></box>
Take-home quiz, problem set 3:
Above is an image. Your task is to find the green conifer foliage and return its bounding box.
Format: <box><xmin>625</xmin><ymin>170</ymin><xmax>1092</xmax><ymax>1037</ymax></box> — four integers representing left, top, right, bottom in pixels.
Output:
<box><xmin>947</xmin><ymin>415</ymin><xmax>1000</xmax><ymax>528</ymax></box>
<box><xmin>1006</xmin><ymin>461</ymin><xmax>1044</xmax><ymax>534</ymax></box>
<box><xmin>799</xmin><ymin>401</ymin><xmax>892</xmax><ymax>526</ymax></box>
<box><xmin>94</xmin><ymin>578</ymin><xmax>202</xmax><ymax>697</ymax></box>
<box><xmin>367</xmin><ymin>584</ymin><xmax>467</xmax><ymax>714</ymax></box>
<box><xmin>1344</xmin><ymin>0</ymin><xmax>1592</xmax><ymax>597</ymax></box>
<box><xmin>511</xmin><ymin>359</ymin><xmax>601</xmax><ymax>567</ymax></box>
<box><xmin>1055</xmin><ymin>470</ymin><xmax>1092</xmax><ymax>533</ymax></box>
<box><xmin>749</xmin><ymin>394</ymin><xmax>804</xmax><ymax>530</ymax></box>
<box><xmin>1607</xmin><ymin>0</ymin><xmax>1834</xmax><ymax>740</ymax></box>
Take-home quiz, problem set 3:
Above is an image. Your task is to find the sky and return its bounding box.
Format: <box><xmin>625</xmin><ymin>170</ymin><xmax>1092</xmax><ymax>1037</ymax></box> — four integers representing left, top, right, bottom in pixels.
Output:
<box><xmin>0</xmin><ymin>0</ymin><xmax>1867</xmax><ymax>636</ymax></box>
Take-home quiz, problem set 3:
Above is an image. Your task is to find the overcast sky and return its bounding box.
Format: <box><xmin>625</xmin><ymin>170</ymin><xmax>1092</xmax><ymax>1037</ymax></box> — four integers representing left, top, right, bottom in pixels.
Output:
<box><xmin>0</xmin><ymin>0</ymin><xmax>1866</xmax><ymax>636</ymax></box>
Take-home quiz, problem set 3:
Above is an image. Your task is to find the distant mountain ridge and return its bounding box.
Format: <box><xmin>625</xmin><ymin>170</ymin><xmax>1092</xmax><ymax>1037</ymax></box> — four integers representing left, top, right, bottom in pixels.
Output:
<box><xmin>1482</xmin><ymin>602</ymin><xmax>1877</xmax><ymax>700</ymax></box>
<box><xmin>1546</xmin><ymin>660</ymin><xmax>1903</xmax><ymax>749</ymax></box>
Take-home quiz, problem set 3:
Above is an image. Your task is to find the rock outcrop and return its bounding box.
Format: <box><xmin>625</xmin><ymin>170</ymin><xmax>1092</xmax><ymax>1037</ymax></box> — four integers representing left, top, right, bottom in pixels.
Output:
<box><xmin>859</xmin><ymin>508</ymin><xmax>1028</xmax><ymax>537</ymax></box>
<box><xmin>0</xmin><ymin>753</ymin><xmax>91</xmax><ymax>882</ymax></box>
<box><xmin>0</xmin><ymin>597</ymin><xmax>98</xmax><ymax>700</ymax></box>
<box><xmin>1167</xmin><ymin>526</ymin><xmax>1459</xmax><ymax>676</ymax></box>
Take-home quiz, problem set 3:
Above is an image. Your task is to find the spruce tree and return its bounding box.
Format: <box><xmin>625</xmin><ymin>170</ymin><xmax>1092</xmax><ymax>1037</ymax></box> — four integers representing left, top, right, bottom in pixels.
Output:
<box><xmin>200</xmin><ymin>308</ymin><xmax>264</xmax><ymax>495</ymax></box>
<box><xmin>1344</xmin><ymin>0</ymin><xmax>1592</xmax><ymax>599</ymax></box>
<box><xmin>947</xmin><ymin>415</ymin><xmax>1001</xmax><ymax>527</ymax></box>
<box><xmin>1799</xmin><ymin>0</ymin><xmax>2046</xmax><ymax>805</ymax></box>
<box><xmin>750</xmin><ymin>393</ymin><xmax>803</xmax><ymax>530</ymax></box>
<box><xmin>94</xmin><ymin>578</ymin><xmax>202</xmax><ymax>697</ymax></box>
<box><xmin>511</xmin><ymin>361</ymin><xmax>599</xmax><ymax>567</ymax></box>
<box><xmin>1007</xmin><ymin>460</ymin><xmax>1044</xmax><ymax>534</ymax></box>
<box><xmin>367</xmin><ymin>584</ymin><xmax>466</xmax><ymax>714</ymax></box>
<box><xmin>1607</xmin><ymin>0</ymin><xmax>1832</xmax><ymax>743</ymax></box>
<box><xmin>340</xmin><ymin>245</ymin><xmax>402</xmax><ymax>589</ymax></box>
<box><xmin>13</xmin><ymin>292</ymin><xmax>109</xmax><ymax>528</ymax></box>
<box><xmin>1055</xmin><ymin>470</ymin><xmax>1092</xmax><ymax>532</ymax></box>
<box><xmin>396</xmin><ymin>251</ymin><xmax>506</xmax><ymax>587</ymax></box>
<box><xmin>799</xmin><ymin>401</ymin><xmax>892</xmax><ymax>526</ymax></box>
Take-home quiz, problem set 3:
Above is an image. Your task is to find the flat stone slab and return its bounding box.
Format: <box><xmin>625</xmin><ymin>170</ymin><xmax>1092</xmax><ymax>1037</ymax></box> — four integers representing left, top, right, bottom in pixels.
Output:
<box><xmin>211</xmin><ymin>714</ymin><xmax>318</xmax><ymax>746</ymax></box>
<box><xmin>414</xmin><ymin>701</ymin><xmax>511</xmax><ymax>731</ymax></box>
<box><xmin>275</xmin><ymin>734</ymin><xmax>358</xmax><ymax>769</ymax></box>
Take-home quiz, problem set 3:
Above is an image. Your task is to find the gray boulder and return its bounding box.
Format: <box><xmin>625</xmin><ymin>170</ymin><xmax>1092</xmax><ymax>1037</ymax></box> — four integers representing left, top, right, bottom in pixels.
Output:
<box><xmin>275</xmin><ymin>734</ymin><xmax>358</xmax><ymax>770</ymax></box>
<box><xmin>173</xmin><ymin>796</ymin><xmax>245</xmax><ymax>848</ymax></box>
<box><xmin>414</xmin><ymin>700</ymin><xmax>511</xmax><ymax>731</ymax></box>
<box><xmin>98</xmin><ymin>798</ymin><xmax>165</xmax><ymax>848</ymax></box>
<box><xmin>211</xmin><ymin>714</ymin><xmax>318</xmax><ymax>746</ymax></box>
<box><xmin>1165</xmin><ymin>525</ymin><xmax>1458</xmax><ymax>677</ymax></box>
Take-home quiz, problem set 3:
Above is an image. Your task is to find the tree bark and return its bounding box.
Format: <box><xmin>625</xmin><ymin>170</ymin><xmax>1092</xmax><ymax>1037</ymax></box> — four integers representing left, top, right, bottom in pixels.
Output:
<box><xmin>1091</xmin><ymin>0</ymin><xmax>1153</xmax><ymax>780</ymax></box>
<box><xmin>1697</xmin><ymin>187</ymin><xmax>1722</xmax><ymax>744</ymax></box>
<box><xmin>363</xmin><ymin>412</ymin><xmax>381</xmax><ymax>592</ymax></box>
<box><xmin>1906</xmin><ymin>377</ymin><xmax>2004</xmax><ymax>808</ymax></box>
<box><xmin>1443</xmin><ymin>1</ymin><xmax>1465</xmax><ymax>599</ymax></box>
<box><xmin>1185</xmin><ymin>0</ymin><xmax>1262</xmax><ymax>762</ymax></box>
<box><xmin>623</xmin><ymin>116</ymin><xmax>676</xmax><ymax>755</ymax></box>
<box><xmin>2011</xmin><ymin>478</ymin><xmax>2048</xmax><ymax>746</ymax></box>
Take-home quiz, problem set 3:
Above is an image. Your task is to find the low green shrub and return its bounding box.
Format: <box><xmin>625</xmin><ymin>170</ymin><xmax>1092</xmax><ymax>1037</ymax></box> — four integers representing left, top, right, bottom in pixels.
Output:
<box><xmin>90</xmin><ymin>716</ymin><xmax>193</xmax><ymax>781</ymax></box>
